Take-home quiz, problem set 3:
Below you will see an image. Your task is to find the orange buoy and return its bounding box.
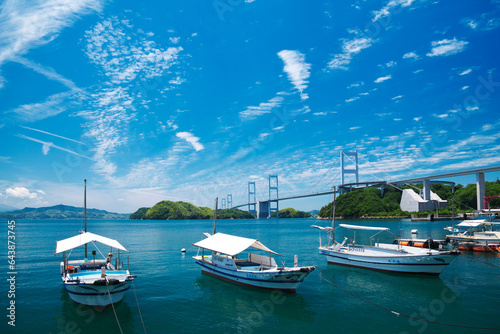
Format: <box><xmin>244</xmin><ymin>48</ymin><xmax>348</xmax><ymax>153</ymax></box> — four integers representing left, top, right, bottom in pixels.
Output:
<box><xmin>399</xmin><ymin>241</ymin><xmax>409</xmax><ymax>246</ymax></box>
<box><xmin>413</xmin><ymin>242</ymin><xmax>425</xmax><ymax>248</ymax></box>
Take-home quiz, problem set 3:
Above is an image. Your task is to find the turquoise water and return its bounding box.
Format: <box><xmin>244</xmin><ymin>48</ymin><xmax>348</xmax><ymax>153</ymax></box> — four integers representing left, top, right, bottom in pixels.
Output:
<box><xmin>1</xmin><ymin>218</ymin><xmax>500</xmax><ymax>334</ymax></box>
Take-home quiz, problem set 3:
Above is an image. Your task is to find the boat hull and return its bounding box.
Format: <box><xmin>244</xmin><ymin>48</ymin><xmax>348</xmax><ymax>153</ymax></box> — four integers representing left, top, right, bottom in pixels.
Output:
<box><xmin>64</xmin><ymin>280</ymin><xmax>131</xmax><ymax>310</ymax></box>
<box><xmin>320</xmin><ymin>245</ymin><xmax>458</xmax><ymax>276</ymax></box>
<box><xmin>195</xmin><ymin>260</ymin><xmax>313</xmax><ymax>292</ymax></box>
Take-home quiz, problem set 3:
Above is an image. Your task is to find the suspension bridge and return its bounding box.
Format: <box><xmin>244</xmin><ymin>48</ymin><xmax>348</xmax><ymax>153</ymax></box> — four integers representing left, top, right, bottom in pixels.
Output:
<box><xmin>220</xmin><ymin>151</ymin><xmax>500</xmax><ymax>219</ymax></box>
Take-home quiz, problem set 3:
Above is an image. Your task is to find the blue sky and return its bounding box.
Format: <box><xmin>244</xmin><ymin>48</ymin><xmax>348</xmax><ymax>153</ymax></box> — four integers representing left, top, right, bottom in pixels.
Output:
<box><xmin>1</xmin><ymin>0</ymin><xmax>500</xmax><ymax>213</ymax></box>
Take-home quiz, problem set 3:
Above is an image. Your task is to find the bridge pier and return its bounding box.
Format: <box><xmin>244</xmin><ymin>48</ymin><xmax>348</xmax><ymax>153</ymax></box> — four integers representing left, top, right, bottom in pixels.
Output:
<box><xmin>423</xmin><ymin>178</ymin><xmax>431</xmax><ymax>201</ymax></box>
<box><xmin>477</xmin><ymin>172</ymin><xmax>485</xmax><ymax>210</ymax></box>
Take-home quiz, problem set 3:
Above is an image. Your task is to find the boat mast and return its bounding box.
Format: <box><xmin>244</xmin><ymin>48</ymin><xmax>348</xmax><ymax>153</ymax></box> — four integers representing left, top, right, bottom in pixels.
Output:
<box><xmin>331</xmin><ymin>186</ymin><xmax>336</xmax><ymax>246</ymax></box>
<box><xmin>213</xmin><ymin>197</ymin><xmax>218</xmax><ymax>235</ymax></box>
<box><xmin>84</xmin><ymin>178</ymin><xmax>87</xmax><ymax>259</ymax></box>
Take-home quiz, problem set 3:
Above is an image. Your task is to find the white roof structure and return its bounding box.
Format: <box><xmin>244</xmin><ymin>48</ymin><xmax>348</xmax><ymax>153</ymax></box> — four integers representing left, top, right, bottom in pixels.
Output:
<box><xmin>456</xmin><ymin>220</ymin><xmax>495</xmax><ymax>228</ymax></box>
<box><xmin>339</xmin><ymin>224</ymin><xmax>390</xmax><ymax>231</ymax></box>
<box><xmin>55</xmin><ymin>232</ymin><xmax>129</xmax><ymax>254</ymax></box>
<box><xmin>193</xmin><ymin>232</ymin><xmax>279</xmax><ymax>256</ymax></box>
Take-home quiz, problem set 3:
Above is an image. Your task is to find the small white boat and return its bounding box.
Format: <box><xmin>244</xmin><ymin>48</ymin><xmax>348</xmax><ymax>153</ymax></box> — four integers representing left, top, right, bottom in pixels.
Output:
<box><xmin>55</xmin><ymin>232</ymin><xmax>135</xmax><ymax>310</ymax></box>
<box><xmin>54</xmin><ymin>179</ymin><xmax>135</xmax><ymax>310</ymax></box>
<box><xmin>193</xmin><ymin>232</ymin><xmax>315</xmax><ymax>292</ymax></box>
<box><xmin>312</xmin><ymin>187</ymin><xmax>459</xmax><ymax>276</ymax></box>
<box><xmin>446</xmin><ymin>220</ymin><xmax>500</xmax><ymax>243</ymax></box>
<box><xmin>314</xmin><ymin>224</ymin><xmax>459</xmax><ymax>276</ymax></box>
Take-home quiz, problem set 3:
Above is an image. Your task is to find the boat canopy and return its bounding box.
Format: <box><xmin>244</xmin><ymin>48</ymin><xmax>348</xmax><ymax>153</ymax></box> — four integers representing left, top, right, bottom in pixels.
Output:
<box><xmin>193</xmin><ymin>232</ymin><xmax>280</xmax><ymax>256</ymax></box>
<box><xmin>55</xmin><ymin>232</ymin><xmax>129</xmax><ymax>254</ymax></box>
<box><xmin>339</xmin><ymin>224</ymin><xmax>390</xmax><ymax>231</ymax></box>
<box><xmin>456</xmin><ymin>220</ymin><xmax>500</xmax><ymax>227</ymax></box>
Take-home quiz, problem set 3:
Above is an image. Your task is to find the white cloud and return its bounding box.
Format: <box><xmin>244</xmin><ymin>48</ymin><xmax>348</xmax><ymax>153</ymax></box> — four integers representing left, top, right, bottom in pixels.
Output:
<box><xmin>461</xmin><ymin>85</ymin><xmax>469</xmax><ymax>90</ymax></box>
<box><xmin>84</xmin><ymin>17</ymin><xmax>183</xmax><ymax>84</ymax></box>
<box><xmin>345</xmin><ymin>96</ymin><xmax>360</xmax><ymax>102</ymax></box>
<box><xmin>176</xmin><ymin>132</ymin><xmax>204</xmax><ymax>151</ymax></box>
<box><xmin>482</xmin><ymin>124</ymin><xmax>493</xmax><ymax>132</ymax></box>
<box><xmin>347</xmin><ymin>82</ymin><xmax>364</xmax><ymax>89</ymax></box>
<box><xmin>463</xmin><ymin>15</ymin><xmax>500</xmax><ymax>31</ymax></box>
<box><xmin>403</xmin><ymin>51</ymin><xmax>420</xmax><ymax>60</ymax></box>
<box><xmin>372</xmin><ymin>0</ymin><xmax>418</xmax><ymax>22</ymax></box>
<box><xmin>458</xmin><ymin>68</ymin><xmax>472</xmax><ymax>75</ymax></box>
<box><xmin>413</xmin><ymin>117</ymin><xmax>422</xmax><ymax>121</ymax></box>
<box><xmin>277</xmin><ymin>50</ymin><xmax>311</xmax><ymax>100</ymax></box>
<box><xmin>0</xmin><ymin>0</ymin><xmax>104</xmax><ymax>68</ymax></box>
<box><xmin>374</xmin><ymin>75</ymin><xmax>392</xmax><ymax>83</ymax></box>
<box><xmin>392</xmin><ymin>95</ymin><xmax>403</xmax><ymax>100</ymax></box>
<box><xmin>17</xmin><ymin>134</ymin><xmax>92</xmax><ymax>159</ymax></box>
<box><xmin>240</xmin><ymin>95</ymin><xmax>284</xmax><ymax>120</ymax></box>
<box><xmin>12</xmin><ymin>57</ymin><xmax>80</xmax><ymax>91</ymax></box>
<box><xmin>327</xmin><ymin>37</ymin><xmax>374</xmax><ymax>70</ymax></box>
<box><xmin>6</xmin><ymin>186</ymin><xmax>44</xmax><ymax>200</ymax></box>
<box><xmin>349</xmin><ymin>126</ymin><xmax>360</xmax><ymax>130</ymax></box>
<box><xmin>313</xmin><ymin>112</ymin><xmax>327</xmax><ymax>116</ymax></box>
<box><xmin>426</xmin><ymin>38</ymin><xmax>469</xmax><ymax>57</ymax></box>
<box><xmin>413</xmin><ymin>69</ymin><xmax>423</xmax><ymax>74</ymax></box>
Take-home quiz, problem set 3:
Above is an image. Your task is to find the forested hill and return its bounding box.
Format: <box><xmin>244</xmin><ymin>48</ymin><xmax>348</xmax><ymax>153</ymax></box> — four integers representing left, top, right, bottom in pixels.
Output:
<box><xmin>318</xmin><ymin>181</ymin><xmax>500</xmax><ymax>218</ymax></box>
<box><xmin>130</xmin><ymin>201</ymin><xmax>255</xmax><ymax>220</ymax></box>
<box><xmin>0</xmin><ymin>204</ymin><xmax>129</xmax><ymax>220</ymax></box>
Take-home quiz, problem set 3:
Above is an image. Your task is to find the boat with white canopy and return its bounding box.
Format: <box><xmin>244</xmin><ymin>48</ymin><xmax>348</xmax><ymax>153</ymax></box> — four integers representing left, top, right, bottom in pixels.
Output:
<box><xmin>193</xmin><ymin>198</ymin><xmax>315</xmax><ymax>292</ymax></box>
<box><xmin>54</xmin><ymin>180</ymin><xmax>136</xmax><ymax>310</ymax></box>
<box><xmin>312</xmin><ymin>187</ymin><xmax>459</xmax><ymax>276</ymax></box>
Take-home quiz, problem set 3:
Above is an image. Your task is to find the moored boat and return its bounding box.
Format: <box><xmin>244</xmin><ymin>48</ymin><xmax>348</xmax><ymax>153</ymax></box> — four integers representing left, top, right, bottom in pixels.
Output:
<box><xmin>192</xmin><ymin>198</ymin><xmax>315</xmax><ymax>292</ymax></box>
<box><xmin>54</xmin><ymin>179</ymin><xmax>136</xmax><ymax>310</ymax></box>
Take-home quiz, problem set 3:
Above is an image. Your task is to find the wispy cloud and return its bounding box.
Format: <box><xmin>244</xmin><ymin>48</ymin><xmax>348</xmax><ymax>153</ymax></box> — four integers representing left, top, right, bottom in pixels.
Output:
<box><xmin>239</xmin><ymin>95</ymin><xmax>284</xmax><ymax>120</ymax></box>
<box><xmin>84</xmin><ymin>17</ymin><xmax>183</xmax><ymax>84</ymax></box>
<box><xmin>374</xmin><ymin>75</ymin><xmax>392</xmax><ymax>83</ymax></box>
<box><xmin>403</xmin><ymin>51</ymin><xmax>420</xmax><ymax>60</ymax></box>
<box><xmin>176</xmin><ymin>132</ymin><xmax>204</xmax><ymax>151</ymax></box>
<box><xmin>458</xmin><ymin>68</ymin><xmax>472</xmax><ymax>76</ymax></box>
<box><xmin>0</xmin><ymin>0</ymin><xmax>103</xmax><ymax>68</ymax></box>
<box><xmin>20</xmin><ymin>126</ymin><xmax>85</xmax><ymax>144</ymax></box>
<box><xmin>11</xmin><ymin>57</ymin><xmax>80</xmax><ymax>91</ymax></box>
<box><xmin>16</xmin><ymin>134</ymin><xmax>92</xmax><ymax>159</ymax></box>
<box><xmin>277</xmin><ymin>50</ymin><xmax>311</xmax><ymax>100</ymax></box>
<box><xmin>327</xmin><ymin>37</ymin><xmax>374</xmax><ymax>70</ymax></box>
<box><xmin>372</xmin><ymin>0</ymin><xmax>418</xmax><ymax>22</ymax></box>
<box><xmin>426</xmin><ymin>38</ymin><xmax>469</xmax><ymax>57</ymax></box>
<box><xmin>7</xmin><ymin>91</ymin><xmax>80</xmax><ymax>122</ymax></box>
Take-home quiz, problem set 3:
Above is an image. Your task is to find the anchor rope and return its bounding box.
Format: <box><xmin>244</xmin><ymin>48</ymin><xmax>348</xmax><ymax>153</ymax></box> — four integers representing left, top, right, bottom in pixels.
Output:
<box><xmin>460</xmin><ymin>252</ymin><xmax>500</xmax><ymax>267</ymax></box>
<box><xmin>314</xmin><ymin>267</ymin><xmax>500</xmax><ymax>331</ymax></box>
<box><xmin>132</xmin><ymin>278</ymin><xmax>147</xmax><ymax>334</ymax></box>
<box><xmin>105</xmin><ymin>278</ymin><xmax>124</xmax><ymax>334</ymax></box>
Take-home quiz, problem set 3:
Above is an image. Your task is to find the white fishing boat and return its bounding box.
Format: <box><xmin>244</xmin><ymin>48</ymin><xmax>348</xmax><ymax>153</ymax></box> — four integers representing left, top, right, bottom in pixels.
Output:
<box><xmin>446</xmin><ymin>220</ymin><xmax>500</xmax><ymax>243</ymax></box>
<box><xmin>313</xmin><ymin>224</ymin><xmax>459</xmax><ymax>276</ymax></box>
<box><xmin>192</xmin><ymin>198</ymin><xmax>315</xmax><ymax>292</ymax></box>
<box><xmin>54</xmin><ymin>179</ymin><xmax>136</xmax><ymax>310</ymax></box>
<box><xmin>312</xmin><ymin>187</ymin><xmax>459</xmax><ymax>276</ymax></box>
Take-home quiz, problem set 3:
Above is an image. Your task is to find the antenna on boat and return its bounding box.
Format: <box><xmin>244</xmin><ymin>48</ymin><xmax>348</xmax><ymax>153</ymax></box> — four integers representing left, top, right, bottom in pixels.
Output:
<box><xmin>84</xmin><ymin>178</ymin><xmax>87</xmax><ymax>260</ymax></box>
<box><xmin>331</xmin><ymin>186</ymin><xmax>336</xmax><ymax>246</ymax></box>
<box><xmin>213</xmin><ymin>197</ymin><xmax>218</xmax><ymax>235</ymax></box>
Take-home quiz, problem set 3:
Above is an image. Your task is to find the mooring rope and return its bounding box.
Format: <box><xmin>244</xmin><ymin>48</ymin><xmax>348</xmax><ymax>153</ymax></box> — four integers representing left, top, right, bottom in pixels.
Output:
<box><xmin>314</xmin><ymin>267</ymin><xmax>500</xmax><ymax>331</ymax></box>
<box><xmin>132</xmin><ymin>278</ymin><xmax>147</xmax><ymax>334</ymax></box>
<box><xmin>460</xmin><ymin>251</ymin><xmax>500</xmax><ymax>268</ymax></box>
<box><xmin>106</xmin><ymin>279</ymin><xmax>124</xmax><ymax>334</ymax></box>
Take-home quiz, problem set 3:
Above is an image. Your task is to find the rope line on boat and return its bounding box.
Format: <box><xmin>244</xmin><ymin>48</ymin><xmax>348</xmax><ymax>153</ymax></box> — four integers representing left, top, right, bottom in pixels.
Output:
<box><xmin>132</xmin><ymin>278</ymin><xmax>147</xmax><ymax>334</ymax></box>
<box><xmin>314</xmin><ymin>267</ymin><xmax>500</xmax><ymax>331</ymax></box>
<box><xmin>106</xmin><ymin>279</ymin><xmax>124</xmax><ymax>334</ymax></box>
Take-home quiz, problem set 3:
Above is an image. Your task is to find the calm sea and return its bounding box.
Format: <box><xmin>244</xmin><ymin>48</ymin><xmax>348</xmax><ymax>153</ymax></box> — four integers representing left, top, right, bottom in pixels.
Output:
<box><xmin>1</xmin><ymin>218</ymin><xmax>499</xmax><ymax>334</ymax></box>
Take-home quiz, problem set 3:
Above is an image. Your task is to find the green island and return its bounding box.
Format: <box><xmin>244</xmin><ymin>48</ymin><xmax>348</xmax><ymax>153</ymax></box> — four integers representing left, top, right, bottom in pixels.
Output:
<box><xmin>130</xmin><ymin>201</ymin><xmax>313</xmax><ymax>220</ymax></box>
<box><xmin>0</xmin><ymin>204</ymin><xmax>129</xmax><ymax>220</ymax></box>
<box><xmin>130</xmin><ymin>201</ymin><xmax>255</xmax><ymax>220</ymax></box>
<box><xmin>318</xmin><ymin>181</ymin><xmax>500</xmax><ymax>218</ymax></box>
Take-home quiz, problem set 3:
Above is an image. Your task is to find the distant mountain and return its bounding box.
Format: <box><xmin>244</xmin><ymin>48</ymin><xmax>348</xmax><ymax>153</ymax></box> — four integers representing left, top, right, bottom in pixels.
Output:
<box><xmin>0</xmin><ymin>204</ymin><xmax>19</xmax><ymax>213</ymax></box>
<box><xmin>270</xmin><ymin>207</ymin><xmax>313</xmax><ymax>218</ymax></box>
<box><xmin>0</xmin><ymin>204</ymin><xmax>129</xmax><ymax>220</ymax></box>
<box><xmin>130</xmin><ymin>201</ymin><xmax>255</xmax><ymax>220</ymax></box>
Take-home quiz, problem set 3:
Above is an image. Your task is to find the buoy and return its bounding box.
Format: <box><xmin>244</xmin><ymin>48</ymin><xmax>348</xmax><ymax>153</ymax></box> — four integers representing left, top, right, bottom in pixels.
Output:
<box><xmin>181</xmin><ymin>248</ymin><xmax>186</xmax><ymax>253</ymax></box>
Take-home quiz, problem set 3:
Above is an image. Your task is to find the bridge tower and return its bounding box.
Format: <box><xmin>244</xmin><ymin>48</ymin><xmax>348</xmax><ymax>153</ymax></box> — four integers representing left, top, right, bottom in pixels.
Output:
<box><xmin>221</xmin><ymin>197</ymin><xmax>226</xmax><ymax>209</ymax></box>
<box><xmin>248</xmin><ymin>182</ymin><xmax>256</xmax><ymax>217</ymax></box>
<box><xmin>340</xmin><ymin>150</ymin><xmax>359</xmax><ymax>193</ymax></box>
<box><xmin>227</xmin><ymin>194</ymin><xmax>232</xmax><ymax>209</ymax></box>
<box><xmin>269</xmin><ymin>175</ymin><xmax>279</xmax><ymax>218</ymax></box>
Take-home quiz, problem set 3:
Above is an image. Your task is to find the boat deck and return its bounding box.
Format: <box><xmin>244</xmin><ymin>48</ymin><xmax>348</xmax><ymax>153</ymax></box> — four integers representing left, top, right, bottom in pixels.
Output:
<box><xmin>336</xmin><ymin>243</ymin><xmax>440</xmax><ymax>257</ymax></box>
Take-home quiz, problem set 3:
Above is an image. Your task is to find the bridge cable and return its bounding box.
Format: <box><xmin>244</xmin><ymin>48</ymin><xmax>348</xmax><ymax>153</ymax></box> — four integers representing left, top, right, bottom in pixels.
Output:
<box><xmin>314</xmin><ymin>267</ymin><xmax>500</xmax><ymax>331</ymax></box>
